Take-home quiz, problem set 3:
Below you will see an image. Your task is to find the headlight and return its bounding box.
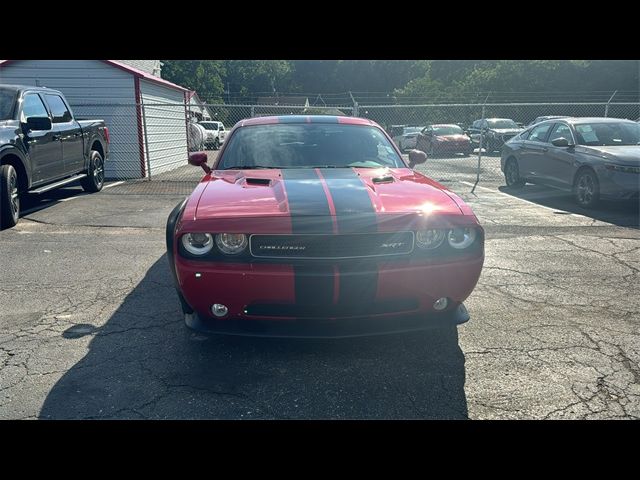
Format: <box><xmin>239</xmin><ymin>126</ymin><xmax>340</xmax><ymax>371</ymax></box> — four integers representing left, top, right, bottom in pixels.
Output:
<box><xmin>215</xmin><ymin>233</ymin><xmax>248</xmax><ymax>255</ymax></box>
<box><xmin>182</xmin><ymin>233</ymin><xmax>214</xmax><ymax>255</ymax></box>
<box><xmin>605</xmin><ymin>164</ymin><xmax>640</xmax><ymax>174</ymax></box>
<box><xmin>447</xmin><ymin>228</ymin><xmax>477</xmax><ymax>249</ymax></box>
<box><xmin>416</xmin><ymin>229</ymin><xmax>445</xmax><ymax>250</ymax></box>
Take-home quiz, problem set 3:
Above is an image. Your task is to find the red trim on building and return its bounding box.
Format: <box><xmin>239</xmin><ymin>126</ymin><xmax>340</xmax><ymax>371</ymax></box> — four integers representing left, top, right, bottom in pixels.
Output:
<box><xmin>134</xmin><ymin>77</ymin><xmax>146</xmax><ymax>178</ymax></box>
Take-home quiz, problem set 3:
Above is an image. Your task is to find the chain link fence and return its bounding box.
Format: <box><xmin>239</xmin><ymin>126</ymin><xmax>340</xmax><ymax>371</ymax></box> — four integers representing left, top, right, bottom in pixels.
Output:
<box><xmin>71</xmin><ymin>100</ymin><xmax>640</xmax><ymax>195</ymax></box>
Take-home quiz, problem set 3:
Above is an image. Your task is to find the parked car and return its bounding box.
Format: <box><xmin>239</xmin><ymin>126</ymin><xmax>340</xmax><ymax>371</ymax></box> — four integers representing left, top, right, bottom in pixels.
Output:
<box><xmin>468</xmin><ymin>118</ymin><xmax>523</xmax><ymax>153</ymax></box>
<box><xmin>416</xmin><ymin>124</ymin><xmax>473</xmax><ymax>156</ymax></box>
<box><xmin>0</xmin><ymin>85</ymin><xmax>109</xmax><ymax>229</ymax></box>
<box><xmin>200</xmin><ymin>120</ymin><xmax>227</xmax><ymax>150</ymax></box>
<box><xmin>526</xmin><ymin>115</ymin><xmax>567</xmax><ymax>127</ymax></box>
<box><xmin>501</xmin><ymin>117</ymin><xmax>640</xmax><ymax>208</ymax></box>
<box><xmin>166</xmin><ymin>115</ymin><xmax>485</xmax><ymax>337</ymax></box>
<box><xmin>392</xmin><ymin>125</ymin><xmax>425</xmax><ymax>152</ymax></box>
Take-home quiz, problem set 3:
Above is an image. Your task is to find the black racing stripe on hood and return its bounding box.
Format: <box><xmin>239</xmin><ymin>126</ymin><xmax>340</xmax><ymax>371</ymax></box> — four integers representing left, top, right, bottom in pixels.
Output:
<box><xmin>281</xmin><ymin>168</ymin><xmax>334</xmax><ymax>234</ymax></box>
<box><xmin>319</xmin><ymin>168</ymin><xmax>377</xmax><ymax>233</ymax></box>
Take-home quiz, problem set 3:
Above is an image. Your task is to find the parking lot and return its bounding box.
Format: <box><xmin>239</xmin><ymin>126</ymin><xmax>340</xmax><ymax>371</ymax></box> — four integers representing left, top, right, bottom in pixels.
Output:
<box><xmin>1</xmin><ymin>153</ymin><xmax>639</xmax><ymax>419</ymax></box>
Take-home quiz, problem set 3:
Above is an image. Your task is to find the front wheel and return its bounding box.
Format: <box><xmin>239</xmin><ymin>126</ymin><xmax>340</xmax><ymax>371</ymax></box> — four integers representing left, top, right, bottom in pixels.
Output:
<box><xmin>81</xmin><ymin>151</ymin><xmax>105</xmax><ymax>193</ymax></box>
<box><xmin>0</xmin><ymin>164</ymin><xmax>20</xmax><ymax>229</ymax></box>
<box><xmin>504</xmin><ymin>158</ymin><xmax>525</xmax><ymax>188</ymax></box>
<box><xmin>574</xmin><ymin>169</ymin><xmax>600</xmax><ymax>208</ymax></box>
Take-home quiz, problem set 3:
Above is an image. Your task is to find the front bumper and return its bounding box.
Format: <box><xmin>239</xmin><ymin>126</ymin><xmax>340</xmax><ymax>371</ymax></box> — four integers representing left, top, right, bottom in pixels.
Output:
<box><xmin>184</xmin><ymin>303</ymin><xmax>470</xmax><ymax>338</ymax></box>
<box><xmin>598</xmin><ymin>169</ymin><xmax>640</xmax><ymax>200</ymax></box>
<box><xmin>174</xmin><ymin>254</ymin><xmax>483</xmax><ymax>337</ymax></box>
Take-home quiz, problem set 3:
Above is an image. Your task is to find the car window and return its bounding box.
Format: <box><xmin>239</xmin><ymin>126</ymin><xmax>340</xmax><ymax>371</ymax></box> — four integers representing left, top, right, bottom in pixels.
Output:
<box><xmin>574</xmin><ymin>122</ymin><xmax>640</xmax><ymax>146</ymax></box>
<box><xmin>44</xmin><ymin>94</ymin><xmax>72</xmax><ymax>123</ymax></box>
<box><xmin>518</xmin><ymin>129</ymin><xmax>531</xmax><ymax>140</ymax></box>
<box><xmin>219</xmin><ymin>124</ymin><xmax>405</xmax><ymax>169</ymax></box>
<box><xmin>548</xmin><ymin>123</ymin><xmax>573</xmax><ymax>144</ymax></box>
<box><xmin>528</xmin><ymin>123</ymin><xmax>552</xmax><ymax>143</ymax></box>
<box><xmin>20</xmin><ymin>93</ymin><xmax>48</xmax><ymax>122</ymax></box>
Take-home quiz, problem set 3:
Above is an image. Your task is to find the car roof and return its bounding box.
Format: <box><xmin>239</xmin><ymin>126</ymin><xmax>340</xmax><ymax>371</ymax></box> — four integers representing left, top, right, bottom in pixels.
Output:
<box><xmin>531</xmin><ymin>117</ymin><xmax>638</xmax><ymax>127</ymax></box>
<box><xmin>431</xmin><ymin>124</ymin><xmax>461</xmax><ymax>127</ymax></box>
<box><xmin>0</xmin><ymin>84</ymin><xmax>62</xmax><ymax>94</ymax></box>
<box><xmin>239</xmin><ymin>115</ymin><xmax>378</xmax><ymax>128</ymax></box>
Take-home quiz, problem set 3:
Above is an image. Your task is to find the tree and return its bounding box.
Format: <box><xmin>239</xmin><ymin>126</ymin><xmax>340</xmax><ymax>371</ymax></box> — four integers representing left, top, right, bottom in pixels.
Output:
<box><xmin>161</xmin><ymin>60</ymin><xmax>226</xmax><ymax>102</ymax></box>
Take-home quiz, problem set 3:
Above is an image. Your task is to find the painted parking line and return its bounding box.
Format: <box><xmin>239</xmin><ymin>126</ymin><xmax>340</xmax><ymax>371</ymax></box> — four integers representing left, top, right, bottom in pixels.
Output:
<box><xmin>459</xmin><ymin>181</ymin><xmax>590</xmax><ymax>219</ymax></box>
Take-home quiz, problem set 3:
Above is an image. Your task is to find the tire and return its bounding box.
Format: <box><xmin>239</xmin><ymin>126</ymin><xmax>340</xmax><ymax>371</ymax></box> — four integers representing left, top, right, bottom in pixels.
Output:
<box><xmin>0</xmin><ymin>164</ymin><xmax>20</xmax><ymax>229</ymax></box>
<box><xmin>574</xmin><ymin>169</ymin><xmax>600</xmax><ymax>208</ymax></box>
<box><xmin>504</xmin><ymin>158</ymin><xmax>525</xmax><ymax>188</ymax></box>
<box><xmin>483</xmin><ymin>138</ymin><xmax>493</xmax><ymax>154</ymax></box>
<box><xmin>80</xmin><ymin>150</ymin><xmax>105</xmax><ymax>193</ymax></box>
<box><xmin>427</xmin><ymin>143</ymin><xmax>436</xmax><ymax>157</ymax></box>
<box><xmin>213</xmin><ymin>138</ymin><xmax>220</xmax><ymax>150</ymax></box>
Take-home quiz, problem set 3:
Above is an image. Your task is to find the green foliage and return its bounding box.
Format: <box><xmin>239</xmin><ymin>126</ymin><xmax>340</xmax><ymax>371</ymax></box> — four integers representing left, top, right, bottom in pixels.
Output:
<box><xmin>161</xmin><ymin>60</ymin><xmax>225</xmax><ymax>102</ymax></box>
<box><xmin>161</xmin><ymin>60</ymin><xmax>639</xmax><ymax>105</ymax></box>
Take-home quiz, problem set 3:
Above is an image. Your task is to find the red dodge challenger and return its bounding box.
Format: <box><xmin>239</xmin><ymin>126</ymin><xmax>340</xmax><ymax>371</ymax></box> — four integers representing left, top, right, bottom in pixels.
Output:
<box><xmin>166</xmin><ymin>115</ymin><xmax>484</xmax><ymax>337</ymax></box>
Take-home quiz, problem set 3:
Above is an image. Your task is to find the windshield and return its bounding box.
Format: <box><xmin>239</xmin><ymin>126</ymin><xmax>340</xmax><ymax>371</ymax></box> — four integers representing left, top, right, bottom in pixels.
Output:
<box><xmin>488</xmin><ymin>119</ymin><xmax>518</xmax><ymax>129</ymax></box>
<box><xmin>574</xmin><ymin>122</ymin><xmax>640</xmax><ymax>146</ymax></box>
<box><xmin>218</xmin><ymin>123</ymin><xmax>405</xmax><ymax>169</ymax></box>
<box><xmin>403</xmin><ymin>127</ymin><xmax>423</xmax><ymax>134</ymax></box>
<box><xmin>433</xmin><ymin>125</ymin><xmax>464</xmax><ymax>135</ymax></box>
<box><xmin>200</xmin><ymin>122</ymin><xmax>220</xmax><ymax>131</ymax></box>
<box><xmin>0</xmin><ymin>89</ymin><xmax>17</xmax><ymax>121</ymax></box>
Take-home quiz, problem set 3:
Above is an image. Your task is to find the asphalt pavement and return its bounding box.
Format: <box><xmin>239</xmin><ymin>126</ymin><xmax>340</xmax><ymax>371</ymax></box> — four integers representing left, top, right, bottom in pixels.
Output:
<box><xmin>0</xmin><ymin>156</ymin><xmax>638</xmax><ymax>419</ymax></box>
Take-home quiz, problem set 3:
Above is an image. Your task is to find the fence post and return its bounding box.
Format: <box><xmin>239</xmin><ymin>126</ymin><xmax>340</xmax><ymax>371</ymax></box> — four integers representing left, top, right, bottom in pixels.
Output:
<box><xmin>471</xmin><ymin>99</ymin><xmax>488</xmax><ymax>194</ymax></box>
<box><xmin>604</xmin><ymin>90</ymin><xmax>617</xmax><ymax>117</ymax></box>
<box><xmin>141</xmin><ymin>101</ymin><xmax>152</xmax><ymax>180</ymax></box>
<box><xmin>251</xmin><ymin>105</ymin><xmax>255</xmax><ymax>118</ymax></box>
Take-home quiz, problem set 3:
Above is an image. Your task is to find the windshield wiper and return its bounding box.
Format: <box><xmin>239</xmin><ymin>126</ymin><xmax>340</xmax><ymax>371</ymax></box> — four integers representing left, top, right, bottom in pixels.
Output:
<box><xmin>222</xmin><ymin>165</ymin><xmax>281</xmax><ymax>170</ymax></box>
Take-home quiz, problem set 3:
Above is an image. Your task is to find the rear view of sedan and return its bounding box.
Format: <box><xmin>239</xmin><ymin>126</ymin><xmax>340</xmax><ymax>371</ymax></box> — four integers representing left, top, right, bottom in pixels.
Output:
<box><xmin>501</xmin><ymin>117</ymin><xmax>640</xmax><ymax>208</ymax></box>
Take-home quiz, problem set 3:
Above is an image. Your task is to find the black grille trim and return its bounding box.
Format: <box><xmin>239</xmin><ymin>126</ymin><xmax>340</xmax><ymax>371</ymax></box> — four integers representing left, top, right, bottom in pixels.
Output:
<box><xmin>249</xmin><ymin>232</ymin><xmax>415</xmax><ymax>259</ymax></box>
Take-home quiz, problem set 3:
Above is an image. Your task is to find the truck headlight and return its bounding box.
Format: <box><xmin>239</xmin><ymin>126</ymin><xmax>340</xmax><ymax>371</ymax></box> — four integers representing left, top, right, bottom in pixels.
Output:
<box><xmin>182</xmin><ymin>233</ymin><xmax>214</xmax><ymax>255</ymax></box>
<box><xmin>416</xmin><ymin>229</ymin><xmax>445</xmax><ymax>249</ymax></box>
<box><xmin>215</xmin><ymin>233</ymin><xmax>248</xmax><ymax>255</ymax></box>
<box><xmin>447</xmin><ymin>228</ymin><xmax>477</xmax><ymax>249</ymax></box>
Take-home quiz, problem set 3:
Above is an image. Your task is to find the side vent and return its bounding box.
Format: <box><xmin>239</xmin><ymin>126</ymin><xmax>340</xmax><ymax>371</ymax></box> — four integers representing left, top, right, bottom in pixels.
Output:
<box><xmin>245</xmin><ymin>177</ymin><xmax>272</xmax><ymax>186</ymax></box>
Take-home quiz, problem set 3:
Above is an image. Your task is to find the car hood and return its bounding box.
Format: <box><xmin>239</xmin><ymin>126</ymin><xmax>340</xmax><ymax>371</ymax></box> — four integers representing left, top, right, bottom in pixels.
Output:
<box><xmin>194</xmin><ymin>167</ymin><xmax>465</xmax><ymax>221</ymax></box>
<box><xmin>579</xmin><ymin>145</ymin><xmax>640</xmax><ymax>165</ymax></box>
<box><xmin>436</xmin><ymin>134</ymin><xmax>470</xmax><ymax>142</ymax></box>
<box><xmin>490</xmin><ymin>128</ymin><xmax>522</xmax><ymax>135</ymax></box>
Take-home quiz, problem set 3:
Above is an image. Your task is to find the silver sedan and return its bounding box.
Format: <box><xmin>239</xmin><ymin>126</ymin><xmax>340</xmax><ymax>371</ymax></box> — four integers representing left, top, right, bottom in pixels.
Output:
<box><xmin>501</xmin><ymin>117</ymin><xmax>640</xmax><ymax>208</ymax></box>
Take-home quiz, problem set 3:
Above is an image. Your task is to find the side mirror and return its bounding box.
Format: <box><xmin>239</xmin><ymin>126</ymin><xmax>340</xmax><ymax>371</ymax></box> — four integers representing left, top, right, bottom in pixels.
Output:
<box><xmin>408</xmin><ymin>149</ymin><xmax>427</xmax><ymax>168</ymax></box>
<box><xmin>188</xmin><ymin>151</ymin><xmax>211</xmax><ymax>173</ymax></box>
<box><xmin>25</xmin><ymin>116</ymin><xmax>52</xmax><ymax>131</ymax></box>
<box><xmin>551</xmin><ymin>137</ymin><xmax>571</xmax><ymax>148</ymax></box>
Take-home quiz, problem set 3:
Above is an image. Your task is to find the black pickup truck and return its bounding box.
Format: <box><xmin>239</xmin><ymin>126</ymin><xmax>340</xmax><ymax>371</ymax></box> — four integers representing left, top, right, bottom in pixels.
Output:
<box><xmin>0</xmin><ymin>85</ymin><xmax>109</xmax><ymax>229</ymax></box>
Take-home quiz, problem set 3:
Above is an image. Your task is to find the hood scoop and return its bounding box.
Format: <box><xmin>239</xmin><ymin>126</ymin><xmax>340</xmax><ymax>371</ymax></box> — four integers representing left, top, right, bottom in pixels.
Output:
<box><xmin>372</xmin><ymin>175</ymin><xmax>395</xmax><ymax>184</ymax></box>
<box><xmin>243</xmin><ymin>177</ymin><xmax>272</xmax><ymax>186</ymax></box>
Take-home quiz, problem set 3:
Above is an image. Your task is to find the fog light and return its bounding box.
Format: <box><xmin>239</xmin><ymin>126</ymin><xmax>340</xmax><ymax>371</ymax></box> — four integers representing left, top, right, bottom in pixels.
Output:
<box><xmin>211</xmin><ymin>304</ymin><xmax>228</xmax><ymax>317</ymax></box>
<box><xmin>433</xmin><ymin>297</ymin><xmax>449</xmax><ymax>311</ymax></box>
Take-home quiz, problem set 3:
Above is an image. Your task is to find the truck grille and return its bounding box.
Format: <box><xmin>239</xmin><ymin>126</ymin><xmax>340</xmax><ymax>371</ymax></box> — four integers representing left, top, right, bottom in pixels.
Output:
<box><xmin>249</xmin><ymin>232</ymin><xmax>415</xmax><ymax>259</ymax></box>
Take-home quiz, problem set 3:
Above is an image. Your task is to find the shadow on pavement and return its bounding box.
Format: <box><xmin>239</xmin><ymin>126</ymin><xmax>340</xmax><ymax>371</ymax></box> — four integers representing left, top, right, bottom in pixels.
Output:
<box><xmin>499</xmin><ymin>184</ymin><xmax>640</xmax><ymax>229</ymax></box>
<box><xmin>40</xmin><ymin>255</ymin><xmax>468</xmax><ymax>419</ymax></box>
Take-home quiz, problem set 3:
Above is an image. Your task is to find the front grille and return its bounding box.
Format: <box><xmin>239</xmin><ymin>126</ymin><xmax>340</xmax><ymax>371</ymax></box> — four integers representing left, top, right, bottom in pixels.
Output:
<box><xmin>249</xmin><ymin>232</ymin><xmax>415</xmax><ymax>259</ymax></box>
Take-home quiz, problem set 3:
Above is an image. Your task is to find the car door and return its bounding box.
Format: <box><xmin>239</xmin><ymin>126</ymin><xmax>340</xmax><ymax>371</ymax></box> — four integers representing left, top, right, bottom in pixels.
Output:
<box><xmin>43</xmin><ymin>93</ymin><xmax>84</xmax><ymax>175</ymax></box>
<box><xmin>543</xmin><ymin>122</ymin><xmax>578</xmax><ymax>189</ymax></box>
<box><xmin>519</xmin><ymin>122</ymin><xmax>553</xmax><ymax>182</ymax></box>
<box><xmin>19</xmin><ymin>92</ymin><xmax>63</xmax><ymax>184</ymax></box>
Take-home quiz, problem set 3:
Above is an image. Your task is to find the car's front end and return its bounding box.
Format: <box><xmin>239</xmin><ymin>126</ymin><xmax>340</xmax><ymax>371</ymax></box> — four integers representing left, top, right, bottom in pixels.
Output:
<box><xmin>585</xmin><ymin>146</ymin><xmax>640</xmax><ymax>200</ymax></box>
<box><xmin>167</xmin><ymin>116</ymin><xmax>484</xmax><ymax>337</ymax></box>
<box><xmin>432</xmin><ymin>135</ymin><xmax>473</xmax><ymax>155</ymax></box>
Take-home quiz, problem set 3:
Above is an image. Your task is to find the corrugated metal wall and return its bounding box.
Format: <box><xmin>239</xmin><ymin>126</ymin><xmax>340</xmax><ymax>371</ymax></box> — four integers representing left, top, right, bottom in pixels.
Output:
<box><xmin>139</xmin><ymin>80</ymin><xmax>189</xmax><ymax>176</ymax></box>
<box><xmin>0</xmin><ymin>60</ymin><xmax>141</xmax><ymax>179</ymax></box>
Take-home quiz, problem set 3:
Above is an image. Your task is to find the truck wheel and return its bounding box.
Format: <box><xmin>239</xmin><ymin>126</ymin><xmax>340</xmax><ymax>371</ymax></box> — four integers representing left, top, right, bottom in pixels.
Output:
<box><xmin>213</xmin><ymin>138</ymin><xmax>220</xmax><ymax>150</ymax></box>
<box><xmin>81</xmin><ymin>151</ymin><xmax>105</xmax><ymax>193</ymax></box>
<box><xmin>0</xmin><ymin>164</ymin><xmax>20</xmax><ymax>229</ymax></box>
